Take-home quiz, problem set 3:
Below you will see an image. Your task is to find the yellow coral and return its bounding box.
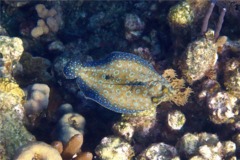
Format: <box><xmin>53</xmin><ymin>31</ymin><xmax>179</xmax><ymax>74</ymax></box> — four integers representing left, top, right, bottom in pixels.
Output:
<box><xmin>0</xmin><ymin>78</ymin><xmax>25</xmax><ymax>111</ymax></box>
<box><xmin>162</xmin><ymin>69</ymin><xmax>192</xmax><ymax>106</ymax></box>
<box><xmin>168</xmin><ymin>1</ymin><xmax>194</xmax><ymax>29</ymax></box>
<box><xmin>0</xmin><ymin>78</ymin><xmax>25</xmax><ymax>101</ymax></box>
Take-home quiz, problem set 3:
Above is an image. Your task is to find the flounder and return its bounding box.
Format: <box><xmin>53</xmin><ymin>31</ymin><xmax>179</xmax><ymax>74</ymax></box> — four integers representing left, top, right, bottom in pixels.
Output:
<box><xmin>64</xmin><ymin>52</ymin><xmax>191</xmax><ymax>114</ymax></box>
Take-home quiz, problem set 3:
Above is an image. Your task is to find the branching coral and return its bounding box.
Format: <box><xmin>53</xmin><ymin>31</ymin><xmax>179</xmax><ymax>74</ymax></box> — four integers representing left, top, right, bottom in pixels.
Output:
<box><xmin>31</xmin><ymin>4</ymin><xmax>63</xmax><ymax>38</ymax></box>
<box><xmin>162</xmin><ymin>69</ymin><xmax>192</xmax><ymax>106</ymax></box>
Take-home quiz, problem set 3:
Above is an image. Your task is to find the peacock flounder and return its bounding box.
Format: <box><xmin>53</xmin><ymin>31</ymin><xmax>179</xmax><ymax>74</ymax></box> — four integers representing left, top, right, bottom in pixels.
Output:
<box><xmin>64</xmin><ymin>52</ymin><xmax>192</xmax><ymax>114</ymax></box>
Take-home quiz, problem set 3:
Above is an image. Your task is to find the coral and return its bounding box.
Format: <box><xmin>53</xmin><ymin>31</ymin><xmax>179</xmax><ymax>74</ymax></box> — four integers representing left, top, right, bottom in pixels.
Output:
<box><xmin>119</xmin><ymin>107</ymin><xmax>157</xmax><ymax>142</ymax></box>
<box><xmin>181</xmin><ymin>30</ymin><xmax>225</xmax><ymax>84</ymax></box>
<box><xmin>53</xmin><ymin>113</ymin><xmax>85</xmax><ymax>144</ymax></box>
<box><xmin>0</xmin><ymin>36</ymin><xmax>24</xmax><ymax>78</ymax></box>
<box><xmin>167</xmin><ymin>110</ymin><xmax>186</xmax><ymax>130</ymax></box>
<box><xmin>168</xmin><ymin>1</ymin><xmax>194</xmax><ymax>33</ymax></box>
<box><xmin>137</xmin><ymin>143</ymin><xmax>179</xmax><ymax>160</ymax></box>
<box><xmin>176</xmin><ymin>132</ymin><xmax>236</xmax><ymax>159</ymax></box>
<box><xmin>95</xmin><ymin>136</ymin><xmax>134</xmax><ymax>160</ymax></box>
<box><xmin>0</xmin><ymin>78</ymin><xmax>25</xmax><ymax>110</ymax></box>
<box><xmin>233</xmin><ymin>133</ymin><xmax>240</xmax><ymax>155</ymax></box>
<box><xmin>74</xmin><ymin>152</ymin><xmax>93</xmax><ymax>160</ymax></box>
<box><xmin>51</xmin><ymin>141</ymin><xmax>63</xmax><ymax>154</ymax></box>
<box><xmin>224</xmin><ymin>58</ymin><xmax>240</xmax><ymax>98</ymax></box>
<box><xmin>15</xmin><ymin>52</ymin><xmax>52</xmax><ymax>85</ymax></box>
<box><xmin>52</xmin><ymin>134</ymin><xmax>93</xmax><ymax>160</ymax></box>
<box><xmin>222</xmin><ymin>141</ymin><xmax>236</xmax><ymax>159</ymax></box>
<box><xmin>124</xmin><ymin>13</ymin><xmax>145</xmax><ymax>41</ymax></box>
<box><xmin>31</xmin><ymin>20</ymin><xmax>49</xmax><ymax>38</ymax></box>
<box><xmin>23</xmin><ymin>83</ymin><xmax>50</xmax><ymax>126</ymax></box>
<box><xmin>31</xmin><ymin>4</ymin><xmax>63</xmax><ymax>38</ymax></box>
<box><xmin>13</xmin><ymin>142</ymin><xmax>62</xmax><ymax>160</ymax></box>
<box><xmin>0</xmin><ymin>144</ymin><xmax>7</xmax><ymax>160</ymax></box>
<box><xmin>46</xmin><ymin>17</ymin><xmax>60</xmax><ymax>33</ymax></box>
<box><xmin>0</xmin><ymin>78</ymin><xmax>35</xmax><ymax>159</ymax></box>
<box><xmin>36</xmin><ymin>4</ymin><xmax>53</xmax><ymax>19</ymax></box>
<box><xmin>55</xmin><ymin>103</ymin><xmax>73</xmax><ymax>120</ymax></box>
<box><xmin>14</xmin><ymin>134</ymin><xmax>92</xmax><ymax>160</ymax></box>
<box><xmin>24</xmin><ymin>83</ymin><xmax>50</xmax><ymax>114</ymax></box>
<box><xmin>0</xmin><ymin>25</ymin><xmax>8</xmax><ymax>36</ymax></box>
<box><xmin>168</xmin><ymin>0</ymin><xmax>224</xmax><ymax>37</ymax></box>
<box><xmin>3</xmin><ymin>0</ymin><xmax>30</xmax><ymax>7</ymax></box>
<box><xmin>133</xmin><ymin>47</ymin><xmax>156</xmax><ymax>69</ymax></box>
<box><xmin>162</xmin><ymin>69</ymin><xmax>192</xmax><ymax>106</ymax></box>
<box><xmin>48</xmin><ymin>40</ymin><xmax>65</xmax><ymax>53</ymax></box>
<box><xmin>197</xmin><ymin>79</ymin><xmax>221</xmax><ymax>101</ymax></box>
<box><xmin>112</xmin><ymin>122</ymin><xmax>134</xmax><ymax>142</ymax></box>
<box><xmin>187</xmin><ymin>0</ymin><xmax>209</xmax><ymax>19</ymax></box>
<box><xmin>207</xmin><ymin>91</ymin><xmax>238</xmax><ymax>124</ymax></box>
<box><xmin>61</xmin><ymin>134</ymin><xmax>83</xmax><ymax>159</ymax></box>
<box><xmin>0</xmin><ymin>112</ymin><xmax>35</xmax><ymax>160</ymax></box>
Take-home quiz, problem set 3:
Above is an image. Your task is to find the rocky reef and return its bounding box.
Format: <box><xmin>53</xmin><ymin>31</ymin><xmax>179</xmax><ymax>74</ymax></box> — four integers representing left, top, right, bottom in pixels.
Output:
<box><xmin>0</xmin><ymin>0</ymin><xmax>240</xmax><ymax>159</ymax></box>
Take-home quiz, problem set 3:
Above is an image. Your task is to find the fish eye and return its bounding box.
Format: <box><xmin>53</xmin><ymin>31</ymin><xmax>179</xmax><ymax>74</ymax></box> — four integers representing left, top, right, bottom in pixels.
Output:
<box><xmin>152</xmin><ymin>97</ymin><xmax>159</xmax><ymax>103</ymax></box>
<box><xmin>105</xmin><ymin>75</ymin><xmax>111</xmax><ymax>80</ymax></box>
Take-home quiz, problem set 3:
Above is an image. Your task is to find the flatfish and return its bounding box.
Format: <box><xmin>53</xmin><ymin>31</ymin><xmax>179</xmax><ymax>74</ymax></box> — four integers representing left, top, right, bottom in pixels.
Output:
<box><xmin>64</xmin><ymin>51</ymin><xmax>191</xmax><ymax>113</ymax></box>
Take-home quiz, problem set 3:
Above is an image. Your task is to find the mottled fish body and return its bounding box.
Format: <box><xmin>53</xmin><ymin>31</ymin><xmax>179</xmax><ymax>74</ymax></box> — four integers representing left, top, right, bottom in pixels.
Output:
<box><xmin>64</xmin><ymin>52</ymin><xmax>175</xmax><ymax>113</ymax></box>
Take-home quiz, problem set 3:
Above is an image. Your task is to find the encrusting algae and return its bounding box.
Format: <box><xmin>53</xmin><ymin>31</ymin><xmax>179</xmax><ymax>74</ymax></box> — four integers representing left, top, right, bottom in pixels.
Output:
<box><xmin>181</xmin><ymin>30</ymin><xmax>227</xmax><ymax>84</ymax></box>
<box><xmin>64</xmin><ymin>51</ymin><xmax>192</xmax><ymax>114</ymax></box>
<box><xmin>0</xmin><ymin>78</ymin><xmax>25</xmax><ymax>110</ymax></box>
<box><xmin>0</xmin><ymin>78</ymin><xmax>35</xmax><ymax>159</ymax></box>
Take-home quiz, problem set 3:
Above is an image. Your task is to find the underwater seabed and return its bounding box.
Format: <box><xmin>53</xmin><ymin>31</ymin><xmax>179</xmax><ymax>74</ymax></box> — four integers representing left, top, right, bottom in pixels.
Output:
<box><xmin>0</xmin><ymin>0</ymin><xmax>240</xmax><ymax>160</ymax></box>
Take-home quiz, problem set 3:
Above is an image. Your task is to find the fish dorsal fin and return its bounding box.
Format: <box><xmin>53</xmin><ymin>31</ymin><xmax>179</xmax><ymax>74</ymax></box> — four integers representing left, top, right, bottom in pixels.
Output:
<box><xmin>84</xmin><ymin>51</ymin><xmax>156</xmax><ymax>72</ymax></box>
